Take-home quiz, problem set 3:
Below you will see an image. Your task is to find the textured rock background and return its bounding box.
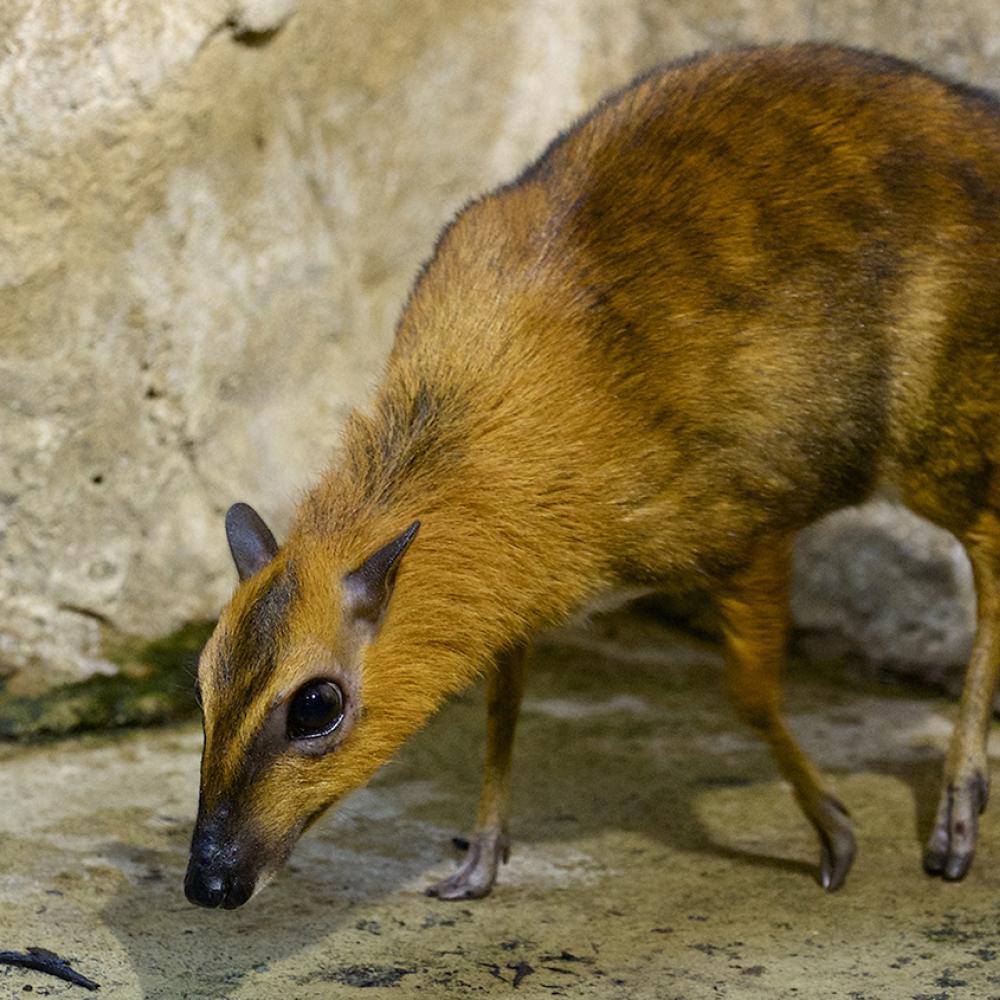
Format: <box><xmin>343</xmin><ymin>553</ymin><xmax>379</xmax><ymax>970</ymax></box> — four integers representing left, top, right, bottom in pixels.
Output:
<box><xmin>1</xmin><ymin>0</ymin><xmax>996</xmax><ymax>694</ymax></box>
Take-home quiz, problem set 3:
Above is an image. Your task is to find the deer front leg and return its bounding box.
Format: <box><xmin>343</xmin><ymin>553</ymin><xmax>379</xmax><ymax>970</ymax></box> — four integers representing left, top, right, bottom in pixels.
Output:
<box><xmin>426</xmin><ymin>643</ymin><xmax>527</xmax><ymax>900</ymax></box>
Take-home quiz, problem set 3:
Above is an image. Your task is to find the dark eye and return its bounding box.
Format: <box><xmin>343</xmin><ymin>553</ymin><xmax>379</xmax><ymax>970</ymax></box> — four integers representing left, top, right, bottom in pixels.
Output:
<box><xmin>287</xmin><ymin>680</ymin><xmax>345</xmax><ymax>741</ymax></box>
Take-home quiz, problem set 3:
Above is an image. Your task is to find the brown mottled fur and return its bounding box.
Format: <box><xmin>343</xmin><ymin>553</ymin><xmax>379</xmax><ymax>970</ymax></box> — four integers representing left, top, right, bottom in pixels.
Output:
<box><xmin>192</xmin><ymin>43</ymin><xmax>1000</xmax><ymax>903</ymax></box>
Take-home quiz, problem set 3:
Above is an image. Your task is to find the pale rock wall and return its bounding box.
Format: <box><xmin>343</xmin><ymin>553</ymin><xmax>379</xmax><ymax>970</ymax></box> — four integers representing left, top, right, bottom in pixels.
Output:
<box><xmin>1</xmin><ymin>0</ymin><xmax>997</xmax><ymax>693</ymax></box>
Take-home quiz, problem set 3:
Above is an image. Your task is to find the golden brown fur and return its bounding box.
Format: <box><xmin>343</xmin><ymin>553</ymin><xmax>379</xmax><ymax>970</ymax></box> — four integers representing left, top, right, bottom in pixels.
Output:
<box><xmin>189</xmin><ymin>43</ymin><xmax>1000</xmax><ymax>905</ymax></box>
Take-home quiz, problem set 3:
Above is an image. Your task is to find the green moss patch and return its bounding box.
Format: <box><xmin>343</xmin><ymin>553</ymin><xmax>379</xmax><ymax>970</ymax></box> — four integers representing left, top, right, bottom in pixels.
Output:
<box><xmin>0</xmin><ymin>621</ymin><xmax>214</xmax><ymax>742</ymax></box>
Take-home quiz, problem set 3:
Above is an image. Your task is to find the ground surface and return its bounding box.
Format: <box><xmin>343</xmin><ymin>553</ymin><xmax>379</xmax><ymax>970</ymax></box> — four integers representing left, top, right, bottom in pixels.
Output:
<box><xmin>2</xmin><ymin>615</ymin><xmax>1000</xmax><ymax>999</ymax></box>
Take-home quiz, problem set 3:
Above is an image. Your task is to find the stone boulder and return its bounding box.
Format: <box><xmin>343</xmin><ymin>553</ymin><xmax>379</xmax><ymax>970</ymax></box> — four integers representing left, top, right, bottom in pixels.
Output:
<box><xmin>793</xmin><ymin>504</ymin><xmax>976</xmax><ymax>688</ymax></box>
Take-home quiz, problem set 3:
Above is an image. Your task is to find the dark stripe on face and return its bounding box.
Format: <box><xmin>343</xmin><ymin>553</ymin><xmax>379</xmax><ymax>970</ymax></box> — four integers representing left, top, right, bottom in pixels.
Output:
<box><xmin>209</xmin><ymin>688</ymin><xmax>293</xmax><ymax>812</ymax></box>
<box><xmin>229</xmin><ymin>563</ymin><xmax>297</xmax><ymax>675</ymax></box>
<box><xmin>210</xmin><ymin>564</ymin><xmax>298</xmax><ymax>762</ymax></box>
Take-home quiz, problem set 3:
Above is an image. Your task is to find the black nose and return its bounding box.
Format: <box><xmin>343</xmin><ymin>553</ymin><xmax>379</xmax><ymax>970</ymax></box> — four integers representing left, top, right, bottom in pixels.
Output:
<box><xmin>185</xmin><ymin>865</ymin><xmax>226</xmax><ymax>908</ymax></box>
<box><xmin>184</xmin><ymin>861</ymin><xmax>256</xmax><ymax>909</ymax></box>
<box><xmin>185</xmin><ymin>829</ymin><xmax>257</xmax><ymax>911</ymax></box>
<box><xmin>186</xmin><ymin>809</ymin><xmax>258</xmax><ymax>909</ymax></box>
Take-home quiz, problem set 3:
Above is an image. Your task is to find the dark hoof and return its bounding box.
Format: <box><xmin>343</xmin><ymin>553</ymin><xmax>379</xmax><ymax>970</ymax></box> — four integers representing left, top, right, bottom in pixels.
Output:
<box><xmin>817</xmin><ymin>795</ymin><xmax>856</xmax><ymax>892</ymax></box>
<box><xmin>923</xmin><ymin>848</ymin><xmax>973</xmax><ymax>882</ymax></box>
<box><xmin>426</xmin><ymin>831</ymin><xmax>509</xmax><ymax>901</ymax></box>
<box><xmin>924</xmin><ymin>773</ymin><xmax>987</xmax><ymax>882</ymax></box>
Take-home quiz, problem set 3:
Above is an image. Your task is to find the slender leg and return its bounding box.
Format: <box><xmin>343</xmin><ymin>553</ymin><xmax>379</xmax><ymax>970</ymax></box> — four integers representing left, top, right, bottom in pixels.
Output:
<box><xmin>426</xmin><ymin>643</ymin><xmax>527</xmax><ymax>900</ymax></box>
<box><xmin>717</xmin><ymin>535</ymin><xmax>856</xmax><ymax>890</ymax></box>
<box><xmin>924</xmin><ymin>510</ymin><xmax>1000</xmax><ymax>880</ymax></box>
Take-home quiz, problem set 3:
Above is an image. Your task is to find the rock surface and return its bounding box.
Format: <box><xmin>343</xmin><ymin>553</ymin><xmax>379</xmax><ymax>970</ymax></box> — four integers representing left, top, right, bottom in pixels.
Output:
<box><xmin>1</xmin><ymin>0</ymin><xmax>998</xmax><ymax>692</ymax></box>
<box><xmin>793</xmin><ymin>504</ymin><xmax>977</xmax><ymax>684</ymax></box>
<box><xmin>3</xmin><ymin>618</ymin><xmax>1000</xmax><ymax>998</ymax></box>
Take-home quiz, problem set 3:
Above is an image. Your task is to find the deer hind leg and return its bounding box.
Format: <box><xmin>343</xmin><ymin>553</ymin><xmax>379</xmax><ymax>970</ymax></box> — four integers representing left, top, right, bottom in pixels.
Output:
<box><xmin>924</xmin><ymin>508</ymin><xmax>1000</xmax><ymax>880</ymax></box>
<box><xmin>426</xmin><ymin>643</ymin><xmax>527</xmax><ymax>900</ymax></box>
<box><xmin>717</xmin><ymin>535</ymin><xmax>857</xmax><ymax>890</ymax></box>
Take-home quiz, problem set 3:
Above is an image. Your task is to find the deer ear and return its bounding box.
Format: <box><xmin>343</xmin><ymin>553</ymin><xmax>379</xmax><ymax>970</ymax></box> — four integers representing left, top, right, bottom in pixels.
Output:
<box><xmin>225</xmin><ymin>502</ymin><xmax>279</xmax><ymax>581</ymax></box>
<box><xmin>343</xmin><ymin>520</ymin><xmax>420</xmax><ymax>628</ymax></box>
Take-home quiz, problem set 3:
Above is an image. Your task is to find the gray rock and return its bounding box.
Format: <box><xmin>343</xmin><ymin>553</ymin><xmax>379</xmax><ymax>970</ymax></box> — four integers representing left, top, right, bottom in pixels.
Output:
<box><xmin>792</xmin><ymin>503</ymin><xmax>976</xmax><ymax>688</ymax></box>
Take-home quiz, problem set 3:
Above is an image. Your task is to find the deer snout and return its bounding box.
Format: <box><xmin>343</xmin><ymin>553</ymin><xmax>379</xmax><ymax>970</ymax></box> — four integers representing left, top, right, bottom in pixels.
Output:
<box><xmin>185</xmin><ymin>809</ymin><xmax>257</xmax><ymax>910</ymax></box>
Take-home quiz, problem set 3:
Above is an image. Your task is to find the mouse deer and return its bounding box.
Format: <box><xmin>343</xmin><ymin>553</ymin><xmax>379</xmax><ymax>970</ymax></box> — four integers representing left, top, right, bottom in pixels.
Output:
<box><xmin>185</xmin><ymin>43</ymin><xmax>1000</xmax><ymax>909</ymax></box>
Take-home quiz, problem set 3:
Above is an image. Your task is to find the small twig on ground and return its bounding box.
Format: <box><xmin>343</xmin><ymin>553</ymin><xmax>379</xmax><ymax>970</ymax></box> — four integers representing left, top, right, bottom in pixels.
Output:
<box><xmin>0</xmin><ymin>947</ymin><xmax>100</xmax><ymax>991</ymax></box>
